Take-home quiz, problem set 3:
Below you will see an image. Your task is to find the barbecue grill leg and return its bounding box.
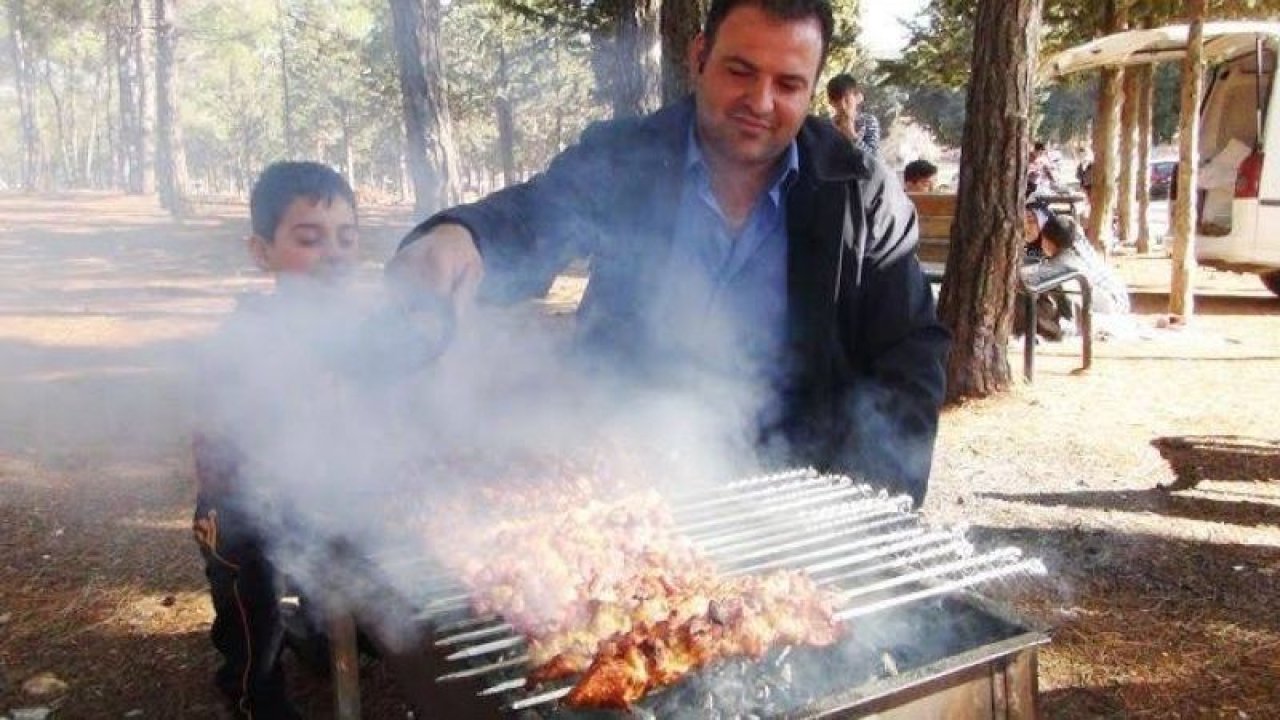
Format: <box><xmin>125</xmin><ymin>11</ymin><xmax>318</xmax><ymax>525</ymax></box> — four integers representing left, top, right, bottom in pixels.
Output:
<box><xmin>329</xmin><ymin>612</ymin><xmax>361</xmax><ymax>720</ymax></box>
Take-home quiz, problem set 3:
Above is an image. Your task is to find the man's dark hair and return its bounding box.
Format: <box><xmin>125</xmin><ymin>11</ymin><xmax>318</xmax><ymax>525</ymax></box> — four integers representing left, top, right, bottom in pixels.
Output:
<box><xmin>825</xmin><ymin>73</ymin><xmax>860</xmax><ymax>102</ymax></box>
<box><xmin>1033</xmin><ymin>141</ymin><xmax>1047</xmax><ymax>153</ymax></box>
<box><xmin>904</xmin><ymin>159</ymin><xmax>938</xmax><ymax>184</ymax></box>
<box><xmin>703</xmin><ymin>0</ymin><xmax>835</xmax><ymax>71</ymax></box>
<box><xmin>250</xmin><ymin>161</ymin><xmax>357</xmax><ymax>241</ymax></box>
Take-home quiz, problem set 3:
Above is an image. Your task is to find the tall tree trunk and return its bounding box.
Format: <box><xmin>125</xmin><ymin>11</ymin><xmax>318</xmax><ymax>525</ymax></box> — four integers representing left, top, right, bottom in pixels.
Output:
<box><xmin>112</xmin><ymin>24</ymin><xmax>135</xmax><ymax>190</ymax></box>
<box><xmin>1117</xmin><ymin>66</ymin><xmax>1141</xmax><ymax>247</ymax></box>
<box><xmin>339</xmin><ymin>103</ymin><xmax>355</xmax><ymax>184</ymax></box>
<box><xmin>1086</xmin><ymin>0</ymin><xmax>1124</xmax><ymax>252</ymax></box>
<box><xmin>1135</xmin><ymin>64</ymin><xmax>1154</xmax><ymax>253</ymax></box>
<box><xmin>937</xmin><ymin>0</ymin><xmax>1043</xmax><ymax>402</ymax></box>
<box><xmin>494</xmin><ymin>40</ymin><xmax>517</xmax><ymax>188</ymax></box>
<box><xmin>1170</xmin><ymin>0</ymin><xmax>1206</xmax><ymax>320</ymax></box>
<box><xmin>127</xmin><ymin>0</ymin><xmax>155</xmax><ymax>194</ymax></box>
<box><xmin>155</xmin><ymin>0</ymin><xmax>189</xmax><ymax>216</ymax></box>
<box><xmin>42</xmin><ymin>59</ymin><xmax>70</xmax><ymax>187</ymax></box>
<box><xmin>607</xmin><ymin>0</ymin><xmax>662</xmax><ymax>118</ymax></box>
<box><xmin>7</xmin><ymin>0</ymin><xmax>42</xmax><ymax>191</ymax></box>
<box><xmin>86</xmin><ymin>63</ymin><xmax>106</xmax><ymax>186</ymax></box>
<box><xmin>661</xmin><ymin>0</ymin><xmax>706</xmax><ymax>104</ymax></box>
<box><xmin>390</xmin><ymin>0</ymin><xmax>460</xmax><ymax>214</ymax></box>
<box><xmin>277</xmin><ymin>0</ymin><xmax>296</xmax><ymax>158</ymax></box>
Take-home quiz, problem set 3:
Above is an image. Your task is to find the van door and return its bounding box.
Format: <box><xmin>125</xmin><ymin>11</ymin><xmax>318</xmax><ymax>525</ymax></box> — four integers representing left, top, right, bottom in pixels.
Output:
<box><xmin>1254</xmin><ymin>44</ymin><xmax>1280</xmax><ymax>266</ymax></box>
<box><xmin>1197</xmin><ymin>49</ymin><xmax>1270</xmax><ymax>250</ymax></box>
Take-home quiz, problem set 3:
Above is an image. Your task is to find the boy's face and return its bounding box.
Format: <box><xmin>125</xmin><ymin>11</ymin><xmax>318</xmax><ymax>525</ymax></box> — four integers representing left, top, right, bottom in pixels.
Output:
<box><xmin>830</xmin><ymin>89</ymin><xmax>861</xmax><ymax>118</ymax></box>
<box><xmin>905</xmin><ymin>176</ymin><xmax>936</xmax><ymax>193</ymax></box>
<box><xmin>250</xmin><ymin>196</ymin><xmax>358</xmax><ymax>283</ymax></box>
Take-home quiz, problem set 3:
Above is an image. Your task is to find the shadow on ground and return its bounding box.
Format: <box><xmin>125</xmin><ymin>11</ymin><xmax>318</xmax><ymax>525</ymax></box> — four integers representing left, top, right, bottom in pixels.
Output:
<box><xmin>1152</xmin><ymin>435</ymin><xmax>1280</xmax><ymax>489</ymax></box>
<box><xmin>969</xmin><ymin>524</ymin><xmax>1280</xmax><ymax>717</ymax></box>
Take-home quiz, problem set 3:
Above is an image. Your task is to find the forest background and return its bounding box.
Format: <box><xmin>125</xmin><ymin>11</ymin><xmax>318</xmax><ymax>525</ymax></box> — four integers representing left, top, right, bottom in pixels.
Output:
<box><xmin>8</xmin><ymin>0</ymin><xmax>1278</xmax><ymax>218</ymax></box>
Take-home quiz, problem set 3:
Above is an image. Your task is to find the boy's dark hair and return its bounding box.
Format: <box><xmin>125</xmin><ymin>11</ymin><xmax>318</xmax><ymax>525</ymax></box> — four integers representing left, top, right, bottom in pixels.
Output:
<box><xmin>250</xmin><ymin>161</ymin><xmax>356</xmax><ymax>241</ymax></box>
<box><xmin>703</xmin><ymin>0</ymin><xmax>835</xmax><ymax>71</ymax></box>
<box><xmin>825</xmin><ymin>73</ymin><xmax>860</xmax><ymax>102</ymax></box>
<box><xmin>904</xmin><ymin>159</ymin><xmax>938</xmax><ymax>184</ymax></box>
<box><xmin>1033</xmin><ymin>141</ymin><xmax>1047</xmax><ymax>153</ymax></box>
<box><xmin>1040</xmin><ymin>213</ymin><xmax>1079</xmax><ymax>250</ymax></box>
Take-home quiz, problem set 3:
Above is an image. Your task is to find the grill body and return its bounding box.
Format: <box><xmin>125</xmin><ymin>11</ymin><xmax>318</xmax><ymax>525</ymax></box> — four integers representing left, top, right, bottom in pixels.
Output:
<box><xmin>377</xmin><ymin>591</ymin><xmax>1044</xmax><ymax>719</ymax></box>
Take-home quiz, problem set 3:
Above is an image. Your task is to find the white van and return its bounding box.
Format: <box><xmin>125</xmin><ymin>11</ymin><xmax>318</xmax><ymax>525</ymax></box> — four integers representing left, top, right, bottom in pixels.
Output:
<box><xmin>1045</xmin><ymin>22</ymin><xmax>1280</xmax><ymax>297</ymax></box>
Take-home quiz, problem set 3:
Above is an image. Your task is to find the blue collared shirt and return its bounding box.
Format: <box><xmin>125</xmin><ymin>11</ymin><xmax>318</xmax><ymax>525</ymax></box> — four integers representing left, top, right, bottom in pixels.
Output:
<box><xmin>648</xmin><ymin>124</ymin><xmax>799</xmax><ymax>386</ymax></box>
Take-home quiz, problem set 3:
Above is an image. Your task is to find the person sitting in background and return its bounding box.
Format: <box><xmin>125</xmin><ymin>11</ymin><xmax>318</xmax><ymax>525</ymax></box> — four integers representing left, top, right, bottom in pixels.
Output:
<box><xmin>903</xmin><ymin>160</ymin><xmax>938</xmax><ymax>193</ymax></box>
<box><xmin>826</xmin><ymin>73</ymin><xmax>880</xmax><ymax>155</ymax></box>
<box><xmin>192</xmin><ymin>161</ymin><xmax>361</xmax><ymax>719</ymax></box>
<box><xmin>1027</xmin><ymin>141</ymin><xmax>1058</xmax><ymax>196</ymax></box>
<box><xmin>1017</xmin><ymin>204</ymin><xmax>1130</xmax><ymax>340</ymax></box>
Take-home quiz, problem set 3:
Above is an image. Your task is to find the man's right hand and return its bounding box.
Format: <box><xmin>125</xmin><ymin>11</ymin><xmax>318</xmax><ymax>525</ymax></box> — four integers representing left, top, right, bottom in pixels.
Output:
<box><xmin>386</xmin><ymin>223</ymin><xmax>485</xmax><ymax>312</ymax></box>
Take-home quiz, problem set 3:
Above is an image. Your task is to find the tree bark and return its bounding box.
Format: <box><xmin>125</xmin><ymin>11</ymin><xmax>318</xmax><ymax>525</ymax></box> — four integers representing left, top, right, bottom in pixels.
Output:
<box><xmin>1170</xmin><ymin>0</ymin><xmax>1206</xmax><ymax>320</ymax></box>
<box><xmin>389</xmin><ymin>0</ymin><xmax>460</xmax><ymax>214</ymax></box>
<box><xmin>1117</xmin><ymin>66</ymin><xmax>1141</xmax><ymax>247</ymax></box>
<box><xmin>937</xmin><ymin>0</ymin><xmax>1043</xmax><ymax>403</ymax></box>
<box><xmin>661</xmin><ymin>0</ymin><xmax>706</xmax><ymax>104</ymax></box>
<box><xmin>606</xmin><ymin>0</ymin><xmax>662</xmax><ymax>118</ymax></box>
<box><xmin>6</xmin><ymin>0</ymin><xmax>43</xmax><ymax>191</ymax></box>
<box><xmin>155</xmin><ymin>0</ymin><xmax>189</xmax><ymax>216</ymax></box>
<box><xmin>1086</xmin><ymin>0</ymin><xmax>1124</xmax><ymax>252</ymax></box>
<box><xmin>1135</xmin><ymin>64</ymin><xmax>1154</xmax><ymax>253</ymax></box>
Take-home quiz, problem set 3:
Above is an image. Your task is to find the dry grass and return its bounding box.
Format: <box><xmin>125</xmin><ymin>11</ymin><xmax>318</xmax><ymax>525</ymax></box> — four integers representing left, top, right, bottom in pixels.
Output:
<box><xmin>1</xmin><ymin>192</ymin><xmax>1278</xmax><ymax>718</ymax></box>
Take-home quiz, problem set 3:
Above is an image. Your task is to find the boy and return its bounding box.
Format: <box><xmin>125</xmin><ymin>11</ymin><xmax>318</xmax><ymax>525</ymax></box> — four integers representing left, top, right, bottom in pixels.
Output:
<box><xmin>192</xmin><ymin>161</ymin><xmax>359</xmax><ymax>718</ymax></box>
<box><xmin>903</xmin><ymin>160</ymin><xmax>939</xmax><ymax>193</ymax></box>
<box><xmin>826</xmin><ymin>73</ymin><xmax>880</xmax><ymax>155</ymax></box>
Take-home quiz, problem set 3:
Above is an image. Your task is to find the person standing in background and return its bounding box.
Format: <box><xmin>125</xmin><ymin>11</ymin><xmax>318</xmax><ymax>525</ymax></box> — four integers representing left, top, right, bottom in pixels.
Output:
<box><xmin>826</xmin><ymin>74</ymin><xmax>880</xmax><ymax>155</ymax></box>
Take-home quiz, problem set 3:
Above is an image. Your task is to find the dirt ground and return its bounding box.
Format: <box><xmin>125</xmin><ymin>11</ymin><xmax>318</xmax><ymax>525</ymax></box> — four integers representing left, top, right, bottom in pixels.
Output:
<box><xmin>0</xmin><ymin>192</ymin><xmax>1277</xmax><ymax>719</ymax></box>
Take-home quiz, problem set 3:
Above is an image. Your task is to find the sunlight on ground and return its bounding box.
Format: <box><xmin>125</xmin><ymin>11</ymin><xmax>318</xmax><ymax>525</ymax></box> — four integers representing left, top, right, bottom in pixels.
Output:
<box><xmin>0</xmin><ymin>315</ymin><xmax>216</xmax><ymax>349</ymax></box>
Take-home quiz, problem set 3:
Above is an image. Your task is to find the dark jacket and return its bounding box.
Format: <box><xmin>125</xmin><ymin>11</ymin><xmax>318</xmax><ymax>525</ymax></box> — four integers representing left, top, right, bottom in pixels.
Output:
<box><xmin>403</xmin><ymin>99</ymin><xmax>950</xmax><ymax>504</ymax></box>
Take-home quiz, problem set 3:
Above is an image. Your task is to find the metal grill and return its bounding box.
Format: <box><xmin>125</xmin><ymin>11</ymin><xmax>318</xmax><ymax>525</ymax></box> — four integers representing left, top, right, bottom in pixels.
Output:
<box><xmin>386</xmin><ymin>469</ymin><xmax>1045</xmax><ymax>716</ymax></box>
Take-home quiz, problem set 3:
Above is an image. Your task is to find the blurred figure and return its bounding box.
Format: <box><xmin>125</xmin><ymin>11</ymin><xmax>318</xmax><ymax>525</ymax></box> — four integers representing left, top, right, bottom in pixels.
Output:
<box><xmin>826</xmin><ymin>73</ymin><xmax>880</xmax><ymax>155</ymax></box>
<box><xmin>1027</xmin><ymin>141</ymin><xmax>1058</xmax><ymax>196</ymax></box>
<box><xmin>1017</xmin><ymin>203</ymin><xmax>1131</xmax><ymax>340</ymax></box>
<box><xmin>903</xmin><ymin>159</ymin><xmax>938</xmax><ymax>193</ymax></box>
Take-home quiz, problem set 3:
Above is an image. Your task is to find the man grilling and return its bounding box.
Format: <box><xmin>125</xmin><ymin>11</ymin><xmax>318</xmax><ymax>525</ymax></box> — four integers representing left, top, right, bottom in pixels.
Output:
<box><xmin>388</xmin><ymin>0</ymin><xmax>949</xmax><ymax>505</ymax></box>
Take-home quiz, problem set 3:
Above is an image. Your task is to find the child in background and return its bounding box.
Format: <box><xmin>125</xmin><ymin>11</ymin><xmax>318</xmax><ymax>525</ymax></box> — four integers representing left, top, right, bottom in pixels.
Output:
<box><xmin>192</xmin><ymin>161</ymin><xmax>359</xmax><ymax>718</ymax></box>
<box><xmin>903</xmin><ymin>160</ymin><xmax>939</xmax><ymax>193</ymax></box>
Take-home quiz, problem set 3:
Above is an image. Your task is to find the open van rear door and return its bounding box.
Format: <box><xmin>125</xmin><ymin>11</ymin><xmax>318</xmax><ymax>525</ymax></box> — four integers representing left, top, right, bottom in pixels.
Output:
<box><xmin>1041</xmin><ymin>21</ymin><xmax>1280</xmax><ymax>79</ymax></box>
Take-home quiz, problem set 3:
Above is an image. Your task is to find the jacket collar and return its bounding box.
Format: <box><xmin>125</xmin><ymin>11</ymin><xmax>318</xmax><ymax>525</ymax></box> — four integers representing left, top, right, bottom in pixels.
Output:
<box><xmin>643</xmin><ymin>96</ymin><xmax>871</xmax><ymax>185</ymax></box>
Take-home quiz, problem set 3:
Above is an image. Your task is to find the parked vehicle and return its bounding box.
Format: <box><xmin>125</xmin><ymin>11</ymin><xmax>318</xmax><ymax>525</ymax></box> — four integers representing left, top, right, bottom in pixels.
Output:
<box><xmin>1149</xmin><ymin>160</ymin><xmax>1177</xmax><ymax>200</ymax></box>
<box><xmin>1046</xmin><ymin>22</ymin><xmax>1280</xmax><ymax>297</ymax></box>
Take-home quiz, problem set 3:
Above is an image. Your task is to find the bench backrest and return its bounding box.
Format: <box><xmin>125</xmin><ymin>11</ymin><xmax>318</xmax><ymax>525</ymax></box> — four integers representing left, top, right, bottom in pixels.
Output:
<box><xmin>910</xmin><ymin>192</ymin><xmax>956</xmax><ymax>264</ymax></box>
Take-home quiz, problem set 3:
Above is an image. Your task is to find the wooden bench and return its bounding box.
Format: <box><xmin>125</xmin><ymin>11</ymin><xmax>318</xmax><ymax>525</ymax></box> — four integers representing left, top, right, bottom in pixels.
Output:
<box><xmin>910</xmin><ymin>192</ymin><xmax>956</xmax><ymax>265</ymax></box>
<box><xmin>909</xmin><ymin>192</ymin><xmax>1092</xmax><ymax>381</ymax></box>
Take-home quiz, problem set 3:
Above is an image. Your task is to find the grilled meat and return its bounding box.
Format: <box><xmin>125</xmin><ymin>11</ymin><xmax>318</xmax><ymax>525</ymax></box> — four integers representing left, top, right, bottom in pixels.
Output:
<box><xmin>426</xmin><ymin>480</ymin><xmax>842</xmax><ymax>706</ymax></box>
<box><xmin>566</xmin><ymin>571</ymin><xmax>840</xmax><ymax>708</ymax></box>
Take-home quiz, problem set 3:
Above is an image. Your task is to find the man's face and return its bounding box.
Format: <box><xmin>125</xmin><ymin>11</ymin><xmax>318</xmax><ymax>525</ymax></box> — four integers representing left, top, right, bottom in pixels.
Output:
<box><xmin>690</xmin><ymin>5</ymin><xmax>823</xmax><ymax>171</ymax></box>
<box><xmin>251</xmin><ymin>196</ymin><xmax>359</xmax><ymax>283</ymax></box>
